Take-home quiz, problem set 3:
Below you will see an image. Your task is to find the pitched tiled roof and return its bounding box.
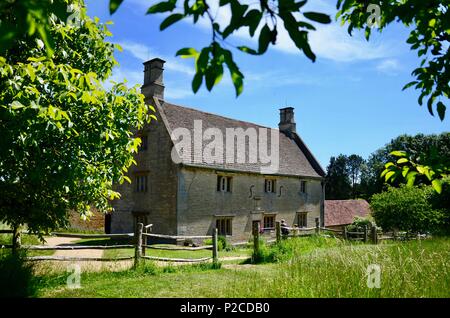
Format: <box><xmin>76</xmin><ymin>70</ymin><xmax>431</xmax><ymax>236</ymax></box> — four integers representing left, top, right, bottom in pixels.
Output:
<box><xmin>324</xmin><ymin>200</ymin><xmax>371</xmax><ymax>226</ymax></box>
<box><xmin>156</xmin><ymin>99</ymin><xmax>324</xmax><ymax>178</ymax></box>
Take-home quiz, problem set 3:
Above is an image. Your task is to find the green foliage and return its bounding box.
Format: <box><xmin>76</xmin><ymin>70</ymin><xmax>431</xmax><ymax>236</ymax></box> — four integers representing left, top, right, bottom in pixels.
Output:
<box><xmin>0</xmin><ymin>1</ymin><xmax>153</xmax><ymax>238</ymax></box>
<box><xmin>141</xmin><ymin>0</ymin><xmax>331</xmax><ymax>96</ymax></box>
<box><xmin>337</xmin><ymin>0</ymin><xmax>450</xmax><ymax>120</ymax></box>
<box><xmin>382</xmin><ymin>148</ymin><xmax>450</xmax><ymax>194</ymax></box>
<box><xmin>204</xmin><ymin>235</ymin><xmax>233</xmax><ymax>251</ymax></box>
<box><xmin>360</xmin><ymin>133</ymin><xmax>450</xmax><ymax>198</ymax></box>
<box><xmin>370</xmin><ymin>185</ymin><xmax>447</xmax><ymax>233</ymax></box>
<box><xmin>0</xmin><ymin>250</ymin><xmax>37</xmax><ymax>297</ymax></box>
<box><xmin>0</xmin><ymin>0</ymin><xmax>70</xmax><ymax>55</ymax></box>
<box><xmin>346</xmin><ymin>216</ymin><xmax>375</xmax><ymax>232</ymax></box>
<box><xmin>251</xmin><ymin>235</ymin><xmax>343</xmax><ymax>264</ymax></box>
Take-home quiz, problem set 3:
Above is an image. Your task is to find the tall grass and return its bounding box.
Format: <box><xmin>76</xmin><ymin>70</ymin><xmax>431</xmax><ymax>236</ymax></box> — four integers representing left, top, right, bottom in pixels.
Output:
<box><xmin>251</xmin><ymin>235</ymin><xmax>346</xmax><ymax>263</ymax></box>
<box><xmin>228</xmin><ymin>238</ymin><xmax>450</xmax><ymax>297</ymax></box>
<box><xmin>0</xmin><ymin>250</ymin><xmax>38</xmax><ymax>297</ymax></box>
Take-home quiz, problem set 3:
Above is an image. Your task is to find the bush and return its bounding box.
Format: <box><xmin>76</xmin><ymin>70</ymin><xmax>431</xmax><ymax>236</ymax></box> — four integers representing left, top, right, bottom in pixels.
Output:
<box><xmin>203</xmin><ymin>235</ymin><xmax>233</xmax><ymax>251</ymax></box>
<box><xmin>346</xmin><ymin>216</ymin><xmax>376</xmax><ymax>232</ymax></box>
<box><xmin>0</xmin><ymin>250</ymin><xmax>37</xmax><ymax>297</ymax></box>
<box><xmin>371</xmin><ymin>185</ymin><xmax>446</xmax><ymax>234</ymax></box>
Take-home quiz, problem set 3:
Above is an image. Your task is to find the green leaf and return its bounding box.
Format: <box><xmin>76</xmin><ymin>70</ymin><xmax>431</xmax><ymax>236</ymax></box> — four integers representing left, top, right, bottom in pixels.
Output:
<box><xmin>258</xmin><ymin>25</ymin><xmax>272</xmax><ymax>54</ymax></box>
<box><xmin>385</xmin><ymin>171</ymin><xmax>396</xmax><ymax>182</ymax></box>
<box><xmin>390</xmin><ymin>150</ymin><xmax>407</xmax><ymax>157</ymax></box>
<box><xmin>109</xmin><ymin>0</ymin><xmax>124</xmax><ymax>14</ymax></box>
<box><xmin>416</xmin><ymin>165</ymin><xmax>426</xmax><ymax>174</ymax></box>
<box><xmin>176</xmin><ymin>47</ymin><xmax>199</xmax><ymax>58</ymax></box>
<box><xmin>196</xmin><ymin>47</ymin><xmax>211</xmax><ymax>73</ymax></box>
<box><xmin>384</xmin><ymin>162</ymin><xmax>395</xmax><ymax>168</ymax></box>
<box><xmin>237</xmin><ymin>46</ymin><xmax>259</xmax><ymax>55</ymax></box>
<box><xmin>397</xmin><ymin>158</ymin><xmax>409</xmax><ymax>164</ymax></box>
<box><xmin>160</xmin><ymin>13</ymin><xmax>185</xmax><ymax>30</ymax></box>
<box><xmin>432</xmin><ymin>179</ymin><xmax>442</xmax><ymax>194</ymax></box>
<box><xmin>10</xmin><ymin>101</ymin><xmax>25</xmax><ymax>109</ymax></box>
<box><xmin>406</xmin><ymin>171</ymin><xmax>418</xmax><ymax>186</ymax></box>
<box><xmin>147</xmin><ymin>1</ymin><xmax>176</xmax><ymax>14</ymax></box>
<box><xmin>303</xmin><ymin>12</ymin><xmax>331</xmax><ymax>24</ymax></box>
<box><xmin>436</xmin><ymin>101</ymin><xmax>446</xmax><ymax>121</ymax></box>
<box><xmin>192</xmin><ymin>71</ymin><xmax>203</xmax><ymax>93</ymax></box>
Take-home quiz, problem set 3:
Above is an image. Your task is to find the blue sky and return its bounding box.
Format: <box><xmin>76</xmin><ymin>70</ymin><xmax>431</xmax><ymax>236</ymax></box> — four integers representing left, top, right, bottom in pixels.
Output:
<box><xmin>86</xmin><ymin>0</ymin><xmax>448</xmax><ymax>169</ymax></box>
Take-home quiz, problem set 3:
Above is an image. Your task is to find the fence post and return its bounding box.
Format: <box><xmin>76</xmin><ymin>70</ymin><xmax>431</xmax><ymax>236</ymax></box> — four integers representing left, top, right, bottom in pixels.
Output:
<box><xmin>363</xmin><ymin>225</ymin><xmax>368</xmax><ymax>243</ymax></box>
<box><xmin>371</xmin><ymin>226</ymin><xmax>378</xmax><ymax>244</ymax></box>
<box><xmin>12</xmin><ymin>225</ymin><xmax>21</xmax><ymax>255</ymax></box>
<box><xmin>343</xmin><ymin>226</ymin><xmax>348</xmax><ymax>240</ymax></box>
<box><xmin>134</xmin><ymin>223</ymin><xmax>143</xmax><ymax>268</ymax></box>
<box><xmin>315</xmin><ymin>217</ymin><xmax>320</xmax><ymax>235</ymax></box>
<box><xmin>212</xmin><ymin>228</ymin><xmax>218</xmax><ymax>265</ymax></box>
<box><xmin>275</xmin><ymin>221</ymin><xmax>281</xmax><ymax>243</ymax></box>
<box><xmin>142</xmin><ymin>226</ymin><xmax>147</xmax><ymax>256</ymax></box>
<box><xmin>252</xmin><ymin>221</ymin><xmax>260</xmax><ymax>259</ymax></box>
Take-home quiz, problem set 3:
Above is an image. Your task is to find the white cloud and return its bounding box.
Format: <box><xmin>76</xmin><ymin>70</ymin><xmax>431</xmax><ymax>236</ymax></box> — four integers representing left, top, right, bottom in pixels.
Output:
<box><xmin>307</xmin><ymin>24</ymin><xmax>392</xmax><ymax>62</ymax></box>
<box><xmin>118</xmin><ymin>41</ymin><xmax>195</xmax><ymax>76</ymax></box>
<box><xmin>187</xmin><ymin>0</ymin><xmax>393</xmax><ymax>63</ymax></box>
<box><xmin>106</xmin><ymin>67</ymin><xmax>192</xmax><ymax>100</ymax></box>
<box><xmin>376</xmin><ymin>58</ymin><xmax>401</xmax><ymax>75</ymax></box>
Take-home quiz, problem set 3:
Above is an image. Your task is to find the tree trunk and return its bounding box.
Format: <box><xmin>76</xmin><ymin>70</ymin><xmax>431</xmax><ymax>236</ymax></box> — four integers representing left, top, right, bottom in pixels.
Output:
<box><xmin>12</xmin><ymin>224</ymin><xmax>21</xmax><ymax>255</ymax></box>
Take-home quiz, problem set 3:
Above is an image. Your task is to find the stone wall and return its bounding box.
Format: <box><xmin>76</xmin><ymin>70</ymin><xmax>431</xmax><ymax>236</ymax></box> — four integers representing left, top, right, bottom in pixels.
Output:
<box><xmin>110</xmin><ymin>100</ymin><xmax>178</xmax><ymax>234</ymax></box>
<box><xmin>177</xmin><ymin>166</ymin><xmax>323</xmax><ymax>242</ymax></box>
<box><xmin>68</xmin><ymin>209</ymin><xmax>105</xmax><ymax>232</ymax></box>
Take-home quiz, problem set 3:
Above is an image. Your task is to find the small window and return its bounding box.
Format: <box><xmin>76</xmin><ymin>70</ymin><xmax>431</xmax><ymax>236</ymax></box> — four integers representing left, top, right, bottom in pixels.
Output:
<box><xmin>300</xmin><ymin>180</ymin><xmax>307</xmax><ymax>194</ymax></box>
<box><xmin>263</xmin><ymin>215</ymin><xmax>275</xmax><ymax>230</ymax></box>
<box><xmin>265</xmin><ymin>179</ymin><xmax>276</xmax><ymax>193</ymax></box>
<box><xmin>135</xmin><ymin>175</ymin><xmax>148</xmax><ymax>192</ymax></box>
<box><xmin>216</xmin><ymin>218</ymin><xmax>232</xmax><ymax>236</ymax></box>
<box><xmin>217</xmin><ymin>176</ymin><xmax>232</xmax><ymax>192</ymax></box>
<box><xmin>138</xmin><ymin>135</ymin><xmax>148</xmax><ymax>152</ymax></box>
<box><xmin>297</xmin><ymin>212</ymin><xmax>307</xmax><ymax>228</ymax></box>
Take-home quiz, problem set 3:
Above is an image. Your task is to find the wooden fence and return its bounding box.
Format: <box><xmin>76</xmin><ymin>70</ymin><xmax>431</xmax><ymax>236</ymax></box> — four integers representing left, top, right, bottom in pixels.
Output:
<box><xmin>250</xmin><ymin>217</ymin><xmax>428</xmax><ymax>257</ymax></box>
<box><xmin>1</xmin><ymin>223</ymin><xmax>219</xmax><ymax>266</ymax></box>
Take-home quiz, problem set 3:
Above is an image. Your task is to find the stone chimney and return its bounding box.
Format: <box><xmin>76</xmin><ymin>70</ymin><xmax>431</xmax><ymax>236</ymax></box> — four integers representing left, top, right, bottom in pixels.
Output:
<box><xmin>279</xmin><ymin>107</ymin><xmax>296</xmax><ymax>137</ymax></box>
<box><xmin>141</xmin><ymin>58</ymin><xmax>165</xmax><ymax>100</ymax></box>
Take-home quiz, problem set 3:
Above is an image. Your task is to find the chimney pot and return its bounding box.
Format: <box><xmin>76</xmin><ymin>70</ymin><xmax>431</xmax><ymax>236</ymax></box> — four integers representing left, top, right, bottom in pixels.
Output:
<box><xmin>279</xmin><ymin>107</ymin><xmax>296</xmax><ymax>137</ymax></box>
<box><xmin>141</xmin><ymin>58</ymin><xmax>165</xmax><ymax>100</ymax></box>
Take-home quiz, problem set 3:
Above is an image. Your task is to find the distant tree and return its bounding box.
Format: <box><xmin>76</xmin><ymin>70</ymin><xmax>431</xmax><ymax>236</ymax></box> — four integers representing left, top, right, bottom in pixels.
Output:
<box><xmin>0</xmin><ymin>1</ymin><xmax>153</xmax><ymax>245</ymax></box>
<box><xmin>362</xmin><ymin>133</ymin><xmax>450</xmax><ymax>196</ymax></box>
<box><xmin>347</xmin><ymin>154</ymin><xmax>364</xmax><ymax>199</ymax></box>
<box><xmin>325</xmin><ymin>155</ymin><xmax>352</xmax><ymax>200</ymax></box>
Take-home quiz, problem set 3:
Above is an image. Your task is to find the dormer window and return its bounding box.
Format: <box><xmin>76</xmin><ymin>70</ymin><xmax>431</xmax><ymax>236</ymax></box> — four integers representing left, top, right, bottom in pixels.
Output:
<box><xmin>265</xmin><ymin>179</ymin><xmax>276</xmax><ymax>193</ymax></box>
<box><xmin>217</xmin><ymin>175</ymin><xmax>232</xmax><ymax>192</ymax></box>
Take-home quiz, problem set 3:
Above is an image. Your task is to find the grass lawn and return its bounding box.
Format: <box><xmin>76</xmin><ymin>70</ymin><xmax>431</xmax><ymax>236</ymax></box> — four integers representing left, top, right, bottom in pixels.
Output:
<box><xmin>34</xmin><ymin>235</ymin><xmax>450</xmax><ymax>298</ymax></box>
<box><xmin>0</xmin><ymin>233</ymin><xmax>54</xmax><ymax>257</ymax></box>
<box><xmin>69</xmin><ymin>237</ymin><xmax>251</xmax><ymax>260</ymax></box>
<box><xmin>102</xmin><ymin>244</ymin><xmax>251</xmax><ymax>260</ymax></box>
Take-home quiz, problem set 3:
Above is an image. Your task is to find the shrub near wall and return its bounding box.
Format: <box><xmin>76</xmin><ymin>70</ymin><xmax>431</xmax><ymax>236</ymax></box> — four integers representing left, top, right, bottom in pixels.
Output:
<box><xmin>371</xmin><ymin>185</ymin><xmax>446</xmax><ymax>234</ymax></box>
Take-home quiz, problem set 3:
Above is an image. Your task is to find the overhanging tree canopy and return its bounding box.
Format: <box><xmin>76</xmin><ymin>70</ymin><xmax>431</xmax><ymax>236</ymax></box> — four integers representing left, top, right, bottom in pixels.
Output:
<box><xmin>0</xmin><ymin>1</ymin><xmax>154</xmax><ymax>237</ymax></box>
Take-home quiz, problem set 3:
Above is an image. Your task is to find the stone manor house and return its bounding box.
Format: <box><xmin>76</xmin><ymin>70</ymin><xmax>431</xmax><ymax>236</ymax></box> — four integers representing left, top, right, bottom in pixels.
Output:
<box><xmin>109</xmin><ymin>58</ymin><xmax>326</xmax><ymax>241</ymax></box>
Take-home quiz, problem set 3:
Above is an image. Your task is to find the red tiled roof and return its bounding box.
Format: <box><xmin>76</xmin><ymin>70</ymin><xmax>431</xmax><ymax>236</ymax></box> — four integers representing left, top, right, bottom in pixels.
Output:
<box><xmin>325</xmin><ymin>200</ymin><xmax>371</xmax><ymax>226</ymax></box>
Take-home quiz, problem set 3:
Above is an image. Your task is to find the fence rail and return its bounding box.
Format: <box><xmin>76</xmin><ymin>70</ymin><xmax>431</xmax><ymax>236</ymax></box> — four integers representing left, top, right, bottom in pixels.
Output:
<box><xmin>23</xmin><ymin>244</ymin><xmax>134</xmax><ymax>250</ymax></box>
<box><xmin>50</xmin><ymin>232</ymin><xmax>134</xmax><ymax>239</ymax></box>
<box><xmin>2</xmin><ymin>223</ymin><xmax>219</xmax><ymax>266</ymax></box>
<box><xmin>26</xmin><ymin>256</ymin><xmax>135</xmax><ymax>262</ymax></box>
<box><xmin>142</xmin><ymin>256</ymin><xmax>212</xmax><ymax>263</ymax></box>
